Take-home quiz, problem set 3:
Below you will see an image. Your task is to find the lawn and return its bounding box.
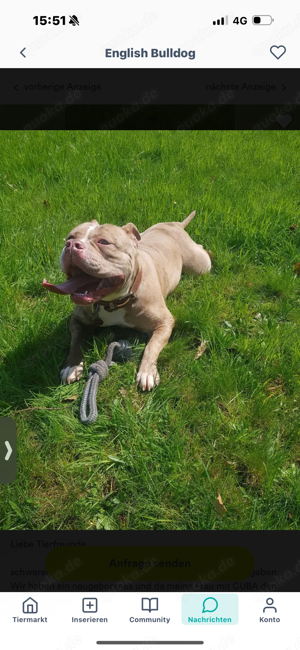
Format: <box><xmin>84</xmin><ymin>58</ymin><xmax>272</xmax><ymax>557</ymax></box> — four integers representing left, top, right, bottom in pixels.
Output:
<box><xmin>0</xmin><ymin>129</ymin><xmax>300</xmax><ymax>530</ymax></box>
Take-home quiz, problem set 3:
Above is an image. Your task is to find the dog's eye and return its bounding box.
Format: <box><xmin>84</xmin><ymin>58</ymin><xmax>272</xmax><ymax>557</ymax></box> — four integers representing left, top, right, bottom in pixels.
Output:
<box><xmin>98</xmin><ymin>239</ymin><xmax>110</xmax><ymax>245</ymax></box>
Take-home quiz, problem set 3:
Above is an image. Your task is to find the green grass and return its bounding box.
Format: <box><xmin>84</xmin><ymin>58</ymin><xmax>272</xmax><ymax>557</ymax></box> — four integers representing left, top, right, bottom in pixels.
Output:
<box><xmin>1</xmin><ymin>130</ymin><xmax>300</xmax><ymax>530</ymax></box>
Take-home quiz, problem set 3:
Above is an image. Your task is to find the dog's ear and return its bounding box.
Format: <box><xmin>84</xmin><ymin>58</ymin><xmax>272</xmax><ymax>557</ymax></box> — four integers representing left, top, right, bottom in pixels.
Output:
<box><xmin>90</xmin><ymin>219</ymin><xmax>99</xmax><ymax>226</ymax></box>
<box><xmin>122</xmin><ymin>223</ymin><xmax>141</xmax><ymax>243</ymax></box>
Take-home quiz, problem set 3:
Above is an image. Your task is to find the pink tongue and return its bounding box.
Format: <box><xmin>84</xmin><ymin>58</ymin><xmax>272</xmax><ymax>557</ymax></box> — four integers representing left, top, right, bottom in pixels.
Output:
<box><xmin>42</xmin><ymin>273</ymin><xmax>95</xmax><ymax>295</ymax></box>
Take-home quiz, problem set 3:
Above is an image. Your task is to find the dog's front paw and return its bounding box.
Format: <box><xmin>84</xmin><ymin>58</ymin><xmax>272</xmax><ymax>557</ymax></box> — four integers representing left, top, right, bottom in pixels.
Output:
<box><xmin>60</xmin><ymin>362</ymin><xmax>84</xmax><ymax>384</ymax></box>
<box><xmin>136</xmin><ymin>369</ymin><xmax>160</xmax><ymax>392</ymax></box>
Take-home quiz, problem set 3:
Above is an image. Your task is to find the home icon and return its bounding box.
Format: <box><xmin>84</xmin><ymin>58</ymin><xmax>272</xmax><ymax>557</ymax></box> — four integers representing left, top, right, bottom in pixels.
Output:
<box><xmin>22</xmin><ymin>597</ymin><xmax>38</xmax><ymax>614</ymax></box>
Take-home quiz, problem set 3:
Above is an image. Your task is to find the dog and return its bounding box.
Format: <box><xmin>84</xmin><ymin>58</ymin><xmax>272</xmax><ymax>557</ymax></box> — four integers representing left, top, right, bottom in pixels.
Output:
<box><xmin>43</xmin><ymin>211</ymin><xmax>211</xmax><ymax>391</ymax></box>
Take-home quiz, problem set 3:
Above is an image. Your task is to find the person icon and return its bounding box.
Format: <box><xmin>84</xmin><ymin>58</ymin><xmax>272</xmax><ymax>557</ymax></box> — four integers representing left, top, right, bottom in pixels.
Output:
<box><xmin>263</xmin><ymin>598</ymin><xmax>277</xmax><ymax>613</ymax></box>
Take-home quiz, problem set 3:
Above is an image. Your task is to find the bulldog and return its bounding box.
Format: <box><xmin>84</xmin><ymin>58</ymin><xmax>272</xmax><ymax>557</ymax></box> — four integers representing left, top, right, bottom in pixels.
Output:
<box><xmin>43</xmin><ymin>211</ymin><xmax>211</xmax><ymax>391</ymax></box>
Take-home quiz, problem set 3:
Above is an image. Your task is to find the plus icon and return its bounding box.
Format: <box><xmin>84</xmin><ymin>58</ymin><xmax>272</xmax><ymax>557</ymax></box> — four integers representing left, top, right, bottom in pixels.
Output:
<box><xmin>82</xmin><ymin>598</ymin><xmax>98</xmax><ymax>613</ymax></box>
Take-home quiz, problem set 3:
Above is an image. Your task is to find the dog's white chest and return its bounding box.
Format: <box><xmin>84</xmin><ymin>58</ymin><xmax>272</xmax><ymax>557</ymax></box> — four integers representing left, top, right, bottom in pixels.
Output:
<box><xmin>95</xmin><ymin>306</ymin><xmax>134</xmax><ymax>328</ymax></box>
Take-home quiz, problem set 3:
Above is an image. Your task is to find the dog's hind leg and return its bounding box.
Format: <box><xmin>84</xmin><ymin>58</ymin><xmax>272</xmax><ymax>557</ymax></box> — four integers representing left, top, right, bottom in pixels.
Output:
<box><xmin>181</xmin><ymin>238</ymin><xmax>212</xmax><ymax>276</ymax></box>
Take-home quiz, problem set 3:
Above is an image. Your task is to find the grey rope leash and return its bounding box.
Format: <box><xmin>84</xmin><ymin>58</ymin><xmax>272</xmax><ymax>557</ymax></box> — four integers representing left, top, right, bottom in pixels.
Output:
<box><xmin>80</xmin><ymin>340</ymin><xmax>132</xmax><ymax>425</ymax></box>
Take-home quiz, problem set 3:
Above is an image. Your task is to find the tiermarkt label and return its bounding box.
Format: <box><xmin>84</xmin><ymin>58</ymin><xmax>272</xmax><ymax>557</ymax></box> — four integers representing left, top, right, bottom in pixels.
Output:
<box><xmin>182</xmin><ymin>594</ymin><xmax>239</xmax><ymax>625</ymax></box>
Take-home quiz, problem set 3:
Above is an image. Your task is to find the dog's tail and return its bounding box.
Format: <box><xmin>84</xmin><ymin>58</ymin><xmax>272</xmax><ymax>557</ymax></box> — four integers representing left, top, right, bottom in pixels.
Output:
<box><xmin>180</xmin><ymin>210</ymin><xmax>196</xmax><ymax>229</ymax></box>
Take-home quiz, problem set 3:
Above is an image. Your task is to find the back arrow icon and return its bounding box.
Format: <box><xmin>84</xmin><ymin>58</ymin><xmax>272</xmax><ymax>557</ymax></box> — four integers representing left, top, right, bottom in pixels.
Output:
<box><xmin>5</xmin><ymin>441</ymin><xmax>12</xmax><ymax>461</ymax></box>
<box><xmin>20</xmin><ymin>48</ymin><xmax>26</xmax><ymax>58</ymax></box>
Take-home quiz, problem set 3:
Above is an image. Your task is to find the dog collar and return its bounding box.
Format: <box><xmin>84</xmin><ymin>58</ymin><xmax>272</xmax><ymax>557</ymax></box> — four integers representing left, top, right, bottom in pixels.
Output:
<box><xmin>92</xmin><ymin>268</ymin><xmax>142</xmax><ymax>317</ymax></box>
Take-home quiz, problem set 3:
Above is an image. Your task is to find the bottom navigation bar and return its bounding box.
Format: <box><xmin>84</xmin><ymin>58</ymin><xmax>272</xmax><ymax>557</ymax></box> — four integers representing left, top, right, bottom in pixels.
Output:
<box><xmin>0</xmin><ymin>592</ymin><xmax>295</xmax><ymax>650</ymax></box>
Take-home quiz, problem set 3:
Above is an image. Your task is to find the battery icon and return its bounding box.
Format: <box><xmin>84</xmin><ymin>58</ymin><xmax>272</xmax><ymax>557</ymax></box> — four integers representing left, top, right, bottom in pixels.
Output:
<box><xmin>252</xmin><ymin>15</ymin><xmax>274</xmax><ymax>25</ymax></box>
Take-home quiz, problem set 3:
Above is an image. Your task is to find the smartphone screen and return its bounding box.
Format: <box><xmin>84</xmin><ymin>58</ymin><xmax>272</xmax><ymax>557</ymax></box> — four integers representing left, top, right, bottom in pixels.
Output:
<box><xmin>0</xmin><ymin>2</ymin><xmax>299</xmax><ymax>648</ymax></box>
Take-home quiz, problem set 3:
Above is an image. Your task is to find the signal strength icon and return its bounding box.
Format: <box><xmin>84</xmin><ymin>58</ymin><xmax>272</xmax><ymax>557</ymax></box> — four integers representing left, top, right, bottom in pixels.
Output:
<box><xmin>213</xmin><ymin>16</ymin><xmax>228</xmax><ymax>25</ymax></box>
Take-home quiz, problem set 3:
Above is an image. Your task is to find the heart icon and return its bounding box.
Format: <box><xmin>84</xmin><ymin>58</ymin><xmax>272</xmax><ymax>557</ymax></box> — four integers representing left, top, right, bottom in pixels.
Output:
<box><xmin>270</xmin><ymin>45</ymin><xmax>286</xmax><ymax>59</ymax></box>
<box><xmin>276</xmin><ymin>114</ymin><xmax>292</xmax><ymax>128</ymax></box>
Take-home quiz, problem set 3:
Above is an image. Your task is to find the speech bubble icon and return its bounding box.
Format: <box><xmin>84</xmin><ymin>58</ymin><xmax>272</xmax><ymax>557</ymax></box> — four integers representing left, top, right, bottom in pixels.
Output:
<box><xmin>202</xmin><ymin>597</ymin><xmax>218</xmax><ymax>613</ymax></box>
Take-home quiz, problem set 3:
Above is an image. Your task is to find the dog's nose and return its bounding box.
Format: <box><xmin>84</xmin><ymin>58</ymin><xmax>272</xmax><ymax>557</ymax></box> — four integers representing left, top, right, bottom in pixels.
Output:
<box><xmin>65</xmin><ymin>239</ymin><xmax>85</xmax><ymax>250</ymax></box>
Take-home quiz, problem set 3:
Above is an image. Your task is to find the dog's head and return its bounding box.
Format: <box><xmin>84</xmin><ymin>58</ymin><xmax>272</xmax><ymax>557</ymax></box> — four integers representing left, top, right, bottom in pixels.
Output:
<box><xmin>43</xmin><ymin>219</ymin><xmax>141</xmax><ymax>305</ymax></box>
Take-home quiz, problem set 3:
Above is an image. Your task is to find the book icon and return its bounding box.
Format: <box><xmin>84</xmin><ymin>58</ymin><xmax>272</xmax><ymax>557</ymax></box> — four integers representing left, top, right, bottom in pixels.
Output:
<box><xmin>141</xmin><ymin>597</ymin><xmax>159</xmax><ymax>612</ymax></box>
